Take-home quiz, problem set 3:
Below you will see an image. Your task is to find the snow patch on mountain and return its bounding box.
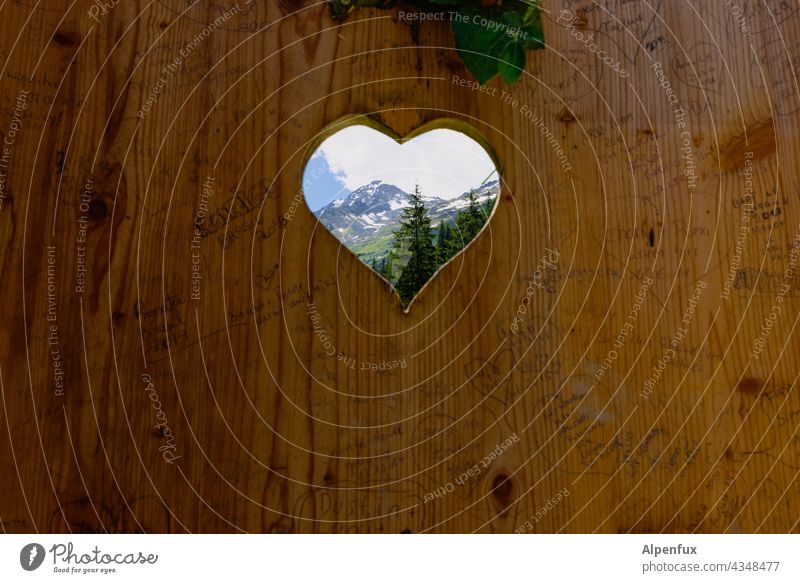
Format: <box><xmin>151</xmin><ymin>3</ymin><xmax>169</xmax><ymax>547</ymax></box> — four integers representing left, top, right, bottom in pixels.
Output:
<box><xmin>313</xmin><ymin>179</ymin><xmax>500</xmax><ymax>262</ymax></box>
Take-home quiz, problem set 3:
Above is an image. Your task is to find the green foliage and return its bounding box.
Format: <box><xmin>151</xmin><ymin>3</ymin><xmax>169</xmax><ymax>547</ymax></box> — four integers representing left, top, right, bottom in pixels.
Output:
<box><xmin>372</xmin><ymin>185</ymin><xmax>496</xmax><ymax>306</ymax></box>
<box><xmin>328</xmin><ymin>0</ymin><xmax>543</xmax><ymax>84</ymax></box>
<box><xmin>392</xmin><ymin>184</ymin><xmax>439</xmax><ymax>305</ymax></box>
<box><xmin>452</xmin><ymin>3</ymin><xmax>542</xmax><ymax>84</ymax></box>
<box><xmin>436</xmin><ymin>220</ymin><xmax>455</xmax><ymax>264</ymax></box>
<box><xmin>375</xmin><ymin>251</ymin><xmax>395</xmax><ymax>281</ymax></box>
<box><xmin>481</xmin><ymin>195</ymin><xmax>494</xmax><ymax>219</ymax></box>
<box><xmin>448</xmin><ymin>189</ymin><xmax>484</xmax><ymax>252</ymax></box>
<box><xmin>351</xmin><ymin>232</ymin><xmax>395</xmax><ymax>265</ymax></box>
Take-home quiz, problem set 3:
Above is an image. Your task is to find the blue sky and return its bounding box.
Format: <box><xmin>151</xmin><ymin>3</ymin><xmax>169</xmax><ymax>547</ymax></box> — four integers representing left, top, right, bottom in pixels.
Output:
<box><xmin>303</xmin><ymin>126</ymin><xmax>496</xmax><ymax>212</ymax></box>
<box><xmin>303</xmin><ymin>153</ymin><xmax>350</xmax><ymax>211</ymax></box>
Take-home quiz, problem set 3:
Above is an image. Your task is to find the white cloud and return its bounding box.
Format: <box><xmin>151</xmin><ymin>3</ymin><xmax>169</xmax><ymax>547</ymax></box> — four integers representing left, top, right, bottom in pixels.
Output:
<box><xmin>314</xmin><ymin>126</ymin><xmax>497</xmax><ymax>199</ymax></box>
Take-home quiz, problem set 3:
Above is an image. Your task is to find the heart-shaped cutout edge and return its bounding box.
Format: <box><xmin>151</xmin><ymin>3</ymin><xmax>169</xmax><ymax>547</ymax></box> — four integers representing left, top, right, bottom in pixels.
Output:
<box><xmin>301</xmin><ymin>114</ymin><xmax>503</xmax><ymax>313</ymax></box>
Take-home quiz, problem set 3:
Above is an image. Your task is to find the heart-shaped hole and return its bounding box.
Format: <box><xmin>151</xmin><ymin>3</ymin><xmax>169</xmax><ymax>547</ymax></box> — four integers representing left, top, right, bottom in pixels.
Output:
<box><xmin>303</xmin><ymin>118</ymin><xmax>500</xmax><ymax>308</ymax></box>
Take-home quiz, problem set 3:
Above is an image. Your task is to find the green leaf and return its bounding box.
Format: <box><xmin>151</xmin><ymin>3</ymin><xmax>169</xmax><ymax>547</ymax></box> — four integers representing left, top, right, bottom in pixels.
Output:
<box><xmin>502</xmin><ymin>10</ymin><xmax>523</xmax><ymax>28</ymax></box>
<box><xmin>328</xmin><ymin>0</ymin><xmax>544</xmax><ymax>84</ymax></box>
<box><xmin>521</xmin><ymin>6</ymin><xmax>544</xmax><ymax>49</ymax></box>
<box><xmin>497</xmin><ymin>42</ymin><xmax>525</xmax><ymax>83</ymax></box>
<box><xmin>452</xmin><ymin>10</ymin><xmax>507</xmax><ymax>84</ymax></box>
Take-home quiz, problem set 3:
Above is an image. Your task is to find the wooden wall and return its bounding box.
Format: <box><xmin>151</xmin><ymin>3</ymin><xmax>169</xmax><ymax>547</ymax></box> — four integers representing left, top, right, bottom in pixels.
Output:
<box><xmin>0</xmin><ymin>0</ymin><xmax>799</xmax><ymax>533</ymax></box>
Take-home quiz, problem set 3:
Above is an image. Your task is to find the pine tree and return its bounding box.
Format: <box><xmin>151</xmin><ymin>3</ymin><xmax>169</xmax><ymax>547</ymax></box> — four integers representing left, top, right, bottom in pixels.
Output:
<box><xmin>393</xmin><ymin>184</ymin><xmax>437</xmax><ymax>305</ymax></box>
<box><xmin>463</xmin><ymin>189</ymin><xmax>485</xmax><ymax>239</ymax></box>
<box><xmin>446</xmin><ymin>190</ymin><xmax>478</xmax><ymax>254</ymax></box>
<box><xmin>385</xmin><ymin>252</ymin><xmax>395</xmax><ymax>281</ymax></box>
<box><xmin>450</xmin><ymin>190</ymin><xmax>496</xmax><ymax>256</ymax></box>
<box><xmin>376</xmin><ymin>252</ymin><xmax>394</xmax><ymax>282</ymax></box>
<box><xmin>436</xmin><ymin>221</ymin><xmax>455</xmax><ymax>264</ymax></box>
<box><xmin>482</xmin><ymin>196</ymin><xmax>495</xmax><ymax>220</ymax></box>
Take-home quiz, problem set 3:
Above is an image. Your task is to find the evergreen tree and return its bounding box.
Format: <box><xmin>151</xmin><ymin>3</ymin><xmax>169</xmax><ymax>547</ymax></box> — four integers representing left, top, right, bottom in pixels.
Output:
<box><xmin>386</xmin><ymin>252</ymin><xmax>394</xmax><ymax>281</ymax></box>
<box><xmin>447</xmin><ymin>190</ymin><xmax>484</xmax><ymax>255</ymax></box>
<box><xmin>393</xmin><ymin>184</ymin><xmax>437</xmax><ymax>305</ymax></box>
<box><xmin>463</xmin><ymin>189</ymin><xmax>485</xmax><ymax>239</ymax></box>
<box><xmin>376</xmin><ymin>252</ymin><xmax>394</xmax><ymax>282</ymax></box>
<box><xmin>436</xmin><ymin>221</ymin><xmax>455</xmax><ymax>264</ymax></box>
<box><xmin>444</xmin><ymin>192</ymin><xmax>495</xmax><ymax>257</ymax></box>
<box><xmin>481</xmin><ymin>196</ymin><xmax>495</xmax><ymax>220</ymax></box>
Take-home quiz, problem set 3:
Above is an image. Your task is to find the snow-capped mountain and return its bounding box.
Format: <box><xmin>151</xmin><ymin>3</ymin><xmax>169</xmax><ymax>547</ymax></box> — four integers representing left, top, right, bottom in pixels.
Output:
<box><xmin>327</xmin><ymin>180</ymin><xmax>409</xmax><ymax>215</ymax></box>
<box><xmin>313</xmin><ymin>179</ymin><xmax>499</xmax><ymax>263</ymax></box>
